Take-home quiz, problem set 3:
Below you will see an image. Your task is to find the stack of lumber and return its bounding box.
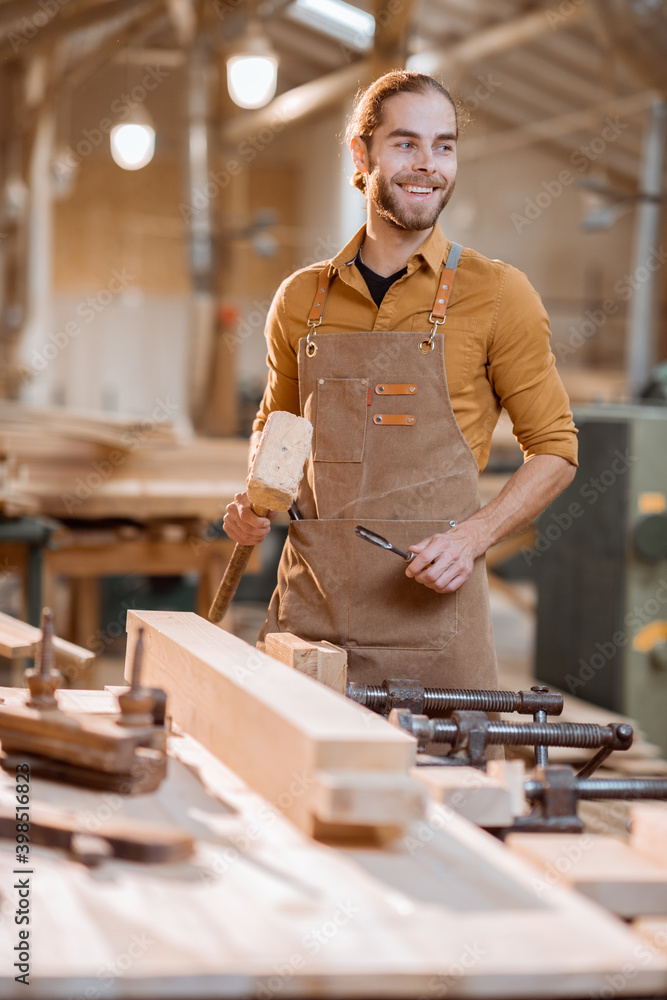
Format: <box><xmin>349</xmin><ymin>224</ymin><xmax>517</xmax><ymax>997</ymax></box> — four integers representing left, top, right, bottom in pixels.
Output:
<box><xmin>0</xmin><ymin>402</ymin><xmax>250</xmax><ymax>520</ymax></box>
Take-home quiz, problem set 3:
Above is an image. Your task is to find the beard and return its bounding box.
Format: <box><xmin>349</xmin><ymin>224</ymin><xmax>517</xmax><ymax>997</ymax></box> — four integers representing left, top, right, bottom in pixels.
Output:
<box><xmin>367</xmin><ymin>165</ymin><xmax>455</xmax><ymax>232</ymax></box>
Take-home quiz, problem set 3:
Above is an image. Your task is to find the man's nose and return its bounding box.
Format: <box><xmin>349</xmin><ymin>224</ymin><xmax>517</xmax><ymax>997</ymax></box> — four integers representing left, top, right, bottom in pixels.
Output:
<box><xmin>411</xmin><ymin>146</ymin><xmax>436</xmax><ymax>173</ymax></box>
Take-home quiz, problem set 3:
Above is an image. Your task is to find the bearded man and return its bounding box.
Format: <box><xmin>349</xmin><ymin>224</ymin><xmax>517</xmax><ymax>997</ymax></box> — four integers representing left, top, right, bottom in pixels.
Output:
<box><xmin>224</xmin><ymin>70</ymin><xmax>578</xmax><ymax>699</ymax></box>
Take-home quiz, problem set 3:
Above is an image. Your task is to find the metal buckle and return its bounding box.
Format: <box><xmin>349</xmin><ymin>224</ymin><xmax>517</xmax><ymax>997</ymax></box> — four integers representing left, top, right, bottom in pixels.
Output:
<box><xmin>419</xmin><ymin>313</ymin><xmax>445</xmax><ymax>354</ymax></box>
<box><xmin>306</xmin><ymin>319</ymin><xmax>320</xmax><ymax>357</ymax></box>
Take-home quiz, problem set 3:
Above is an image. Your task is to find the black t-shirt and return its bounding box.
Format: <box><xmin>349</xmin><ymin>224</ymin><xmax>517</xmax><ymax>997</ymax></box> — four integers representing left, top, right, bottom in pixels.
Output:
<box><xmin>355</xmin><ymin>251</ymin><xmax>407</xmax><ymax>307</ymax></box>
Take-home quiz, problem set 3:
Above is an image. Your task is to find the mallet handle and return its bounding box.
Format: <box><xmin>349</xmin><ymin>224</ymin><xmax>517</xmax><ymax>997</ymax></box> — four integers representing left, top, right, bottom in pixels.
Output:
<box><xmin>208</xmin><ymin>505</ymin><xmax>269</xmax><ymax>624</ymax></box>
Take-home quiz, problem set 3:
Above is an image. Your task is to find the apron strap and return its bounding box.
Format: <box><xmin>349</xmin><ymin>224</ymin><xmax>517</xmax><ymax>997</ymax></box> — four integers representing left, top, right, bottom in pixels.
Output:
<box><xmin>306</xmin><ymin>264</ymin><xmax>335</xmax><ymax>356</ymax></box>
<box><xmin>420</xmin><ymin>241</ymin><xmax>463</xmax><ymax>353</ymax></box>
<box><xmin>430</xmin><ymin>241</ymin><xmax>463</xmax><ymax>322</ymax></box>
<box><xmin>306</xmin><ymin>242</ymin><xmax>464</xmax><ymax>357</ymax></box>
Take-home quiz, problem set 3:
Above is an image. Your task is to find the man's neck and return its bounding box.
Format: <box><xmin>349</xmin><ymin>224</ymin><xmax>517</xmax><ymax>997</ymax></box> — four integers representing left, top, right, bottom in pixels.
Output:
<box><xmin>360</xmin><ymin>210</ymin><xmax>434</xmax><ymax>277</ymax></box>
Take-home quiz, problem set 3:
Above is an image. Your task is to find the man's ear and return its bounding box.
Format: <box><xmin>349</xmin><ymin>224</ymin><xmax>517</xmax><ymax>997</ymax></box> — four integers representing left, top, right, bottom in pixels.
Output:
<box><xmin>350</xmin><ymin>136</ymin><xmax>369</xmax><ymax>176</ymax></box>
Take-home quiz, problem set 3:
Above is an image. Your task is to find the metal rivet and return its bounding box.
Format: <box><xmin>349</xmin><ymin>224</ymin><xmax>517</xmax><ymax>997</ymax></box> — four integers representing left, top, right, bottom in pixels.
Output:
<box><xmin>319</xmin><ymin>379</ymin><xmax>325</xmax><ymax>384</ymax></box>
<box><xmin>315</xmin><ymin>301</ymin><xmax>321</xmax><ymax>307</ymax></box>
<box><xmin>407</xmin><ymin>417</ymin><xmax>414</xmax><ymax>423</ymax></box>
<box><xmin>378</xmin><ymin>385</ymin><xmax>384</xmax><ymax>392</ymax></box>
<box><xmin>376</xmin><ymin>416</ymin><xmax>383</xmax><ymax>422</ymax></box>
<box><xmin>438</xmin><ymin>298</ymin><xmax>445</xmax><ymax>304</ymax></box>
<box><xmin>409</xmin><ymin>386</ymin><xmax>416</xmax><ymax>392</ymax></box>
<box><xmin>320</xmin><ymin>287</ymin><xmax>325</xmax><ymax>293</ymax></box>
<box><xmin>442</xmin><ymin>284</ymin><xmax>448</xmax><ymax>289</ymax></box>
<box><xmin>361</xmin><ymin>379</ymin><xmax>368</xmax><ymax>385</ymax></box>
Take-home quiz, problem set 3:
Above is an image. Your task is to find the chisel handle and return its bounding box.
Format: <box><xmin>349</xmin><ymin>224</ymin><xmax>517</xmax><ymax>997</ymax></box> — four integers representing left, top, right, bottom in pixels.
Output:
<box><xmin>208</xmin><ymin>505</ymin><xmax>269</xmax><ymax>624</ymax></box>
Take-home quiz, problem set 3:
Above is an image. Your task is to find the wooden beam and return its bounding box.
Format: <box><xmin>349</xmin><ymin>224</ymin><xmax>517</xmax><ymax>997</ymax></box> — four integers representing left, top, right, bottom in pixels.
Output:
<box><xmin>414</xmin><ymin>2</ymin><xmax>591</xmax><ymax>77</ymax></box>
<box><xmin>125</xmin><ymin>610</ymin><xmax>420</xmax><ymax>835</ymax></box>
<box><xmin>372</xmin><ymin>0</ymin><xmax>416</xmax><ymax>77</ymax></box>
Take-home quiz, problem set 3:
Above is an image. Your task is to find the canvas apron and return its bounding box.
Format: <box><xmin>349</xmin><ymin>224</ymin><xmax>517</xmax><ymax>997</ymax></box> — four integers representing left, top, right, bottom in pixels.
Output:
<box><xmin>259</xmin><ymin>243</ymin><xmax>498</xmax><ymax>694</ymax></box>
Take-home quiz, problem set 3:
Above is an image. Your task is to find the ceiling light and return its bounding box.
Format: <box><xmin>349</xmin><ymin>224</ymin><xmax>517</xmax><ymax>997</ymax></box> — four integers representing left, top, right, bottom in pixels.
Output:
<box><xmin>110</xmin><ymin>123</ymin><xmax>156</xmax><ymax>170</ymax></box>
<box><xmin>227</xmin><ymin>22</ymin><xmax>278</xmax><ymax>110</ymax></box>
<box><xmin>287</xmin><ymin>0</ymin><xmax>374</xmax><ymax>50</ymax></box>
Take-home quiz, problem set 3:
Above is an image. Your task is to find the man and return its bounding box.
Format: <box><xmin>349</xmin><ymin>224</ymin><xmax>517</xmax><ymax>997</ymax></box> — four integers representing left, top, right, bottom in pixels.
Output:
<box><xmin>224</xmin><ymin>70</ymin><xmax>577</xmax><ymax>694</ymax></box>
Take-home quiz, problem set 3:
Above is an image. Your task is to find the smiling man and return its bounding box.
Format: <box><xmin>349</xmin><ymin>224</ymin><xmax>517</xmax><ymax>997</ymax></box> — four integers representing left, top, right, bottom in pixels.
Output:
<box><xmin>224</xmin><ymin>70</ymin><xmax>578</xmax><ymax>702</ymax></box>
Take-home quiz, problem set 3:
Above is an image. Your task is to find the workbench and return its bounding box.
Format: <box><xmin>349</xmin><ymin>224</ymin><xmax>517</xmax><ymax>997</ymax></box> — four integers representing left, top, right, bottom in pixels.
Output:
<box><xmin>1</xmin><ymin>610</ymin><xmax>666</xmax><ymax>999</ymax></box>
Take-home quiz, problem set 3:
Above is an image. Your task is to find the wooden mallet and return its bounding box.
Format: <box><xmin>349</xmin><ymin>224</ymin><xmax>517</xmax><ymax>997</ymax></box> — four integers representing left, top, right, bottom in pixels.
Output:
<box><xmin>208</xmin><ymin>411</ymin><xmax>313</xmax><ymax>624</ymax></box>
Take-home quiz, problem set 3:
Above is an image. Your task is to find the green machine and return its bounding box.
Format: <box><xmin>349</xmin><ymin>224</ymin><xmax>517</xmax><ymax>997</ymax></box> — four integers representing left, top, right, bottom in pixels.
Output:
<box><xmin>535</xmin><ymin>403</ymin><xmax>667</xmax><ymax>752</ymax></box>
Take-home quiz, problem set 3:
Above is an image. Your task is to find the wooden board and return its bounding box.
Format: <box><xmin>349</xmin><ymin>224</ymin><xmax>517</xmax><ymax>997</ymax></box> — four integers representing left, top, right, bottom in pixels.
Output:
<box><xmin>506</xmin><ymin>832</ymin><xmax>667</xmax><ymax>918</ymax></box>
<box><xmin>265</xmin><ymin>631</ymin><xmax>347</xmax><ymax>694</ymax></box>
<box><xmin>413</xmin><ymin>765</ymin><xmax>515</xmax><ymax>827</ymax></box>
<box><xmin>0</xmin><ymin>610</ymin><xmax>95</xmax><ymax>672</ymax></box>
<box><xmin>0</xmin><ymin>686</ymin><xmax>665</xmax><ymax>998</ymax></box>
<box><xmin>125</xmin><ymin>610</ymin><xmax>420</xmax><ymax>834</ymax></box>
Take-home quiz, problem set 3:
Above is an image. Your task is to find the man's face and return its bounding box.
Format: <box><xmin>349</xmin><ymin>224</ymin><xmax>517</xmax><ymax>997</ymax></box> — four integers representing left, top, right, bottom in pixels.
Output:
<box><xmin>357</xmin><ymin>90</ymin><xmax>458</xmax><ymax>232</ymax></box>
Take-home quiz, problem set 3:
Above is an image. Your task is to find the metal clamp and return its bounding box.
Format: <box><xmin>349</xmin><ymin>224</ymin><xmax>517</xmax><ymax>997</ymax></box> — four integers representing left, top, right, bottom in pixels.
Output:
<box><xmin>419</xmin><ymin>314</ymin><xmax>445</xmax><ymax>354</ymax></box>
<box><xmin>305</xmin><ymin>319</ymin><xmax>320</xmax><ymax>357</ymax></box>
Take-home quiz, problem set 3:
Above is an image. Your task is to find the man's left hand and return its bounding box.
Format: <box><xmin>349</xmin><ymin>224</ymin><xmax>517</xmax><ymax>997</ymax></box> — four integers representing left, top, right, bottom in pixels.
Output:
<box><xmin>405</xmin><ymin>524</ymin><xmax>481</xmax><ymax>593</ymax></box>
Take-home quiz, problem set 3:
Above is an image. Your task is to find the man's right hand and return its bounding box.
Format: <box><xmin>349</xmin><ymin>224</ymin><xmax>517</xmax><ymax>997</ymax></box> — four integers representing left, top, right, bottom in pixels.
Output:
<box><xmin>223</xmin><ymin>491</ymin><xmax>275</xmax><ymax>545</ymax></box>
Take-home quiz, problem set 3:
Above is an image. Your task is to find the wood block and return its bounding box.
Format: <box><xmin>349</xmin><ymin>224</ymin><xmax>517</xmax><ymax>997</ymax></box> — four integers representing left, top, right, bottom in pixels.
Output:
<box><xmin>265</xmin><ymin>631</ymin><xmax>347</xmax><ymax>694</ymax></box>
<box><xmin>313</xmin><ymin>770</ymin><xmax>426</xmax><ymax>826</ymax></box>
<box><xmin>630</xmin><ymin>803</ymin><xmax>667</xmax><ymax>868</ymax></box>
<box><xmin>125</xmin><ymin>610</ymin><xmax>419</xmax><ymax>835</ymax></box>
<box><xmin>413</xmin><ymin>765</ymin><xmax>514</xmax><ymax>827</ymax></box>
<box><xmin>506</xmin><ymin>831</ymin><xmax>667</xmax><ymax>917</ymax></box>
<box><xmin>487</xmin><ymin>759</ymin><xmax>529</xmax><ymax>817</ymax></box>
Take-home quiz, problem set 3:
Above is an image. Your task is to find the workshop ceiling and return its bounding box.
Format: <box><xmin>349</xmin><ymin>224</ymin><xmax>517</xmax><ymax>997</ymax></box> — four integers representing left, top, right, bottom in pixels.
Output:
<box><xmin>0</xmin><ymin>0</ymin><xmax>664</xmax><ymax>190</ymax></box>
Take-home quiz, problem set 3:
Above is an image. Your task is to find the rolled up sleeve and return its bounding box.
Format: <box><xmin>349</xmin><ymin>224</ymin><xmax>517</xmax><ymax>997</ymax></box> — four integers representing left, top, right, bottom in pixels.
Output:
<box><xmin>489</xmin><ymin>264</ymin><xmax>578</xmax><ymax>466</ymax></box>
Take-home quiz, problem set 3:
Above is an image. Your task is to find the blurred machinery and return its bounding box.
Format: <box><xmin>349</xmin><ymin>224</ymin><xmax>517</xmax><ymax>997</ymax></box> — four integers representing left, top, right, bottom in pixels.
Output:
<box><xmin>536</xmin><ymin>403</ymin><xmax>667</xmax><ymax>753</ymax></box>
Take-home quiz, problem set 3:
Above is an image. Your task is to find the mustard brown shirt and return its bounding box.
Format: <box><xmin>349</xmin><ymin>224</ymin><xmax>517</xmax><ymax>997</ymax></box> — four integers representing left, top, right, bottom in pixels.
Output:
<box><xmin>253</xmin><ymin>224</ymin><xmax>578</xmax><ymax>471</ymax></box>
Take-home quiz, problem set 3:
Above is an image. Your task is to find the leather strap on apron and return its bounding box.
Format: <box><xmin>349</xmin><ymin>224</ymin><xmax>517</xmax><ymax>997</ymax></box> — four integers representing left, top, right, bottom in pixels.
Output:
<box><xmin>306</xmin><ymin>243</ymin><xmax>463</xmax><ymax>357</ymax></box>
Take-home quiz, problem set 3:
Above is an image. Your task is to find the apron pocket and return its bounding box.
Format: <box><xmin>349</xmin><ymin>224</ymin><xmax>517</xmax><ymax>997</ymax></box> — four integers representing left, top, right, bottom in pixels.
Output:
<box><xmin>349</xmin><ymin>519</ymin><xmax>458</xmax><ymax>650</ymax></box>
<box><xmin>314</xmin><ymin>378</ymin><xmax>368</xmax><ymax>463</ymax></box>
<box><xmin>278</xmin><ymin>518</ymin><xmax>458</xmax><ymax>651</ymax></box>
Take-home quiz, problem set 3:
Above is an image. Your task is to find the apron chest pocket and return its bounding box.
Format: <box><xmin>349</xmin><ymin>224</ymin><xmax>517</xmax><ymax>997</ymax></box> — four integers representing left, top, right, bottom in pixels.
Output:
<box><xmin>314</xmin><ymin>378</ymin><xmax>368</xmax><ymax>463</ymax></box>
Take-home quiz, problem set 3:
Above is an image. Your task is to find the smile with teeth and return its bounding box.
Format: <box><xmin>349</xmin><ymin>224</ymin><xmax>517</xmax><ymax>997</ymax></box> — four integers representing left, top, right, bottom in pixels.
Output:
<box><xmin>399</xmin><ymin>184</ymin><xmax>438</xmax><ymax>195</ymax></box>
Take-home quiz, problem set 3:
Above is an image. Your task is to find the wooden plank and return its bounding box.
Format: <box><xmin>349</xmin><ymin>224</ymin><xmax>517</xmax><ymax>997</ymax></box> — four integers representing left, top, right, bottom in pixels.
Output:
<box><xmin>413</xmin><ymin>765</ymin><xmax>515</xmax><ymax>827</ymax></box>
<box><xmin>265</xmin><ymin>631</ymin><xmax>347</xmax><ymax>694</ymax></box>
<box><xmin>0</xmin><ymin>610</ymin><xmax>95</xmax><ymax>672</ymax></box>
<box><xmin>125</xmin><ymin>610</ymin><xmax>419</xmax><ymax>835</ymax></box>
<box><xmin>630</xmin><ymin>803</ymin><xmax>667</xmax><ymax>868</ymax></box>
<box><xmin>506</xmin><ymin>832</ymin><xmax>667</xmax><ymax>918</ymax></box>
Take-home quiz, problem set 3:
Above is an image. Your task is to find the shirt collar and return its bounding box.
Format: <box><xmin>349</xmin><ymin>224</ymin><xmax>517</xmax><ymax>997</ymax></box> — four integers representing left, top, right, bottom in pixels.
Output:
<box><xmin>330</xmin><ymin>223</ymin><xmax>451</xmax><ymax>275</ymax></box>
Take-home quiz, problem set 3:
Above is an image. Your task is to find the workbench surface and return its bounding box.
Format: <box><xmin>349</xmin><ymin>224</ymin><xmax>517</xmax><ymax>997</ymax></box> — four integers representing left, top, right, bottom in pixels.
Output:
<box><xmin>0</xmin><ymin>688</ymin><xmax>666</xmax><ymax>998</ymax></box>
